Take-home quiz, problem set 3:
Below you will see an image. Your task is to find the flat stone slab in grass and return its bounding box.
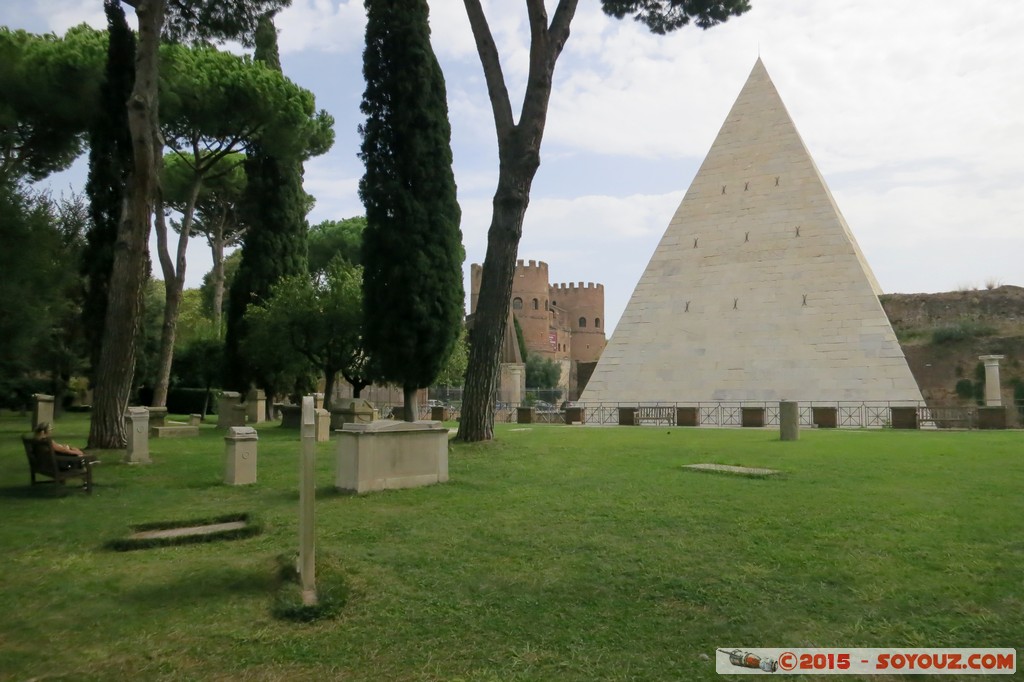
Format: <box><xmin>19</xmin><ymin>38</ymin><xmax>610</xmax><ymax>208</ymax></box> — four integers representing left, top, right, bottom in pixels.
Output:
<box><xmin>129</xmin><ymin>520</ymin><xmax>248</xmax><ymax>541</ymax></box>
<box><xmin>106</xmin><ymin>513</ymin><xmax>261</xmax><ymax>551</ymax></box>
<box><xmin>683</xmin><ymin>463</ymin><xmax>781</xmax><ymax>477</ymax></box>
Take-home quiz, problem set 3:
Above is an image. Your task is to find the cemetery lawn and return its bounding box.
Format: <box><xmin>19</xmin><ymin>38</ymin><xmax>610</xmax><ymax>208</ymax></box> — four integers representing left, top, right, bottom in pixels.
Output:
<box><xmin>1</xmin><ymin>412</ymin><xmax>1021</xmax><ymax>681</ymax></box>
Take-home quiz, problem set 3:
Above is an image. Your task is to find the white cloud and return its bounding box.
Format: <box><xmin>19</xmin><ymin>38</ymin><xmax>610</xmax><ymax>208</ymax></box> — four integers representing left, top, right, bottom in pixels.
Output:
<box><xmin>276</xmin><ymin>0</ymin><xmax>365</xmax><ymax>54</ymax></box>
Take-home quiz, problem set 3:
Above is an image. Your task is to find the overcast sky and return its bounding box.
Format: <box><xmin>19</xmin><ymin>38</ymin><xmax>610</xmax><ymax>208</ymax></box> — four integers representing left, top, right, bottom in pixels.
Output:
<box><xmin>4</xmin><ymin>0</ymin><xmax>1022</xmax><ymax>334</ymax></box>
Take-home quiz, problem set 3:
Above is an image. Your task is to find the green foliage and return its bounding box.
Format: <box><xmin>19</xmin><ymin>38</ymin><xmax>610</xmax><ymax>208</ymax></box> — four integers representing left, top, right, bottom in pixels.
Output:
<box><xmin>224</xmin><ymin>13</ymin><xmax>332</xmax><ymax>391</ymax></box>
<box><xmin>930</xmin><ymin>320</ymin><xmax>997</xmax><ymax>344</ymax></box>
<box><xmin>513</xmin><ymin>315</ymin><xmax>528</xmax><ymax>362</ymax></box>
<box><xmin>162</xmin><ymin>0</ymin><xmax>293</xmax><ymax>47</ymax></box>
<box><xmin>525</xmin><ymin>353</ymin><xmax>561</xmax><ymax>389</ymax></box>
<box><xmin>359</xmin><ymin>0</ymin><xmax>465</xmax><ymax>393</ymax></box>
<box><xmin>307</xmin><ymin>216</ymin><xmax>366</xmax><ymax>273</ymax></box>
<box><xmin>201</xmin><ymin>249</ymin><xmax>242</xmax><ymax>317</ymax></box>
<box><xmin>600</xmin><ymin>0</ymin><xmax>752</xmax><ymax>34</ymax></box>
<box><xmin>954</xmin><ymin>379</ymin><xmax>974</xmax><ymax>401</ymax></box>
<box><xmin>160</xmin><ymin>44</ymin><xmax>332</xmax><ymax>163</ymax></box>
<box><xmin>82</xmin><ymin>0</ymin><xmax>136</xmax><ymax>380</ymax></box>
<box><xmin>134</xmin><ymin>279</ymin><xmax>166</xmax><ymax>396</ymax></box>
<box><xmin>0</xmin><ymin>182</ymin><xmax>88</xmax><ymax>401</ymax></box>
<box><xmin>1013</xmin><ymin>378</ymin><xmax>1024</xmax><ymax>405</ymax></box>
<box><xmin>172</xmin><ymin>336</ymin><xmax>224</xmax><ymax>388</ymax></box>
<box><xmin>434</xmin><ymin>326</ymin><xmax>469</xmax><ymax>387</ymax></box>
<box><xmin>241</xmin><ymin>260</ymin><xmax>365</xmax><ymax>408</ymax></box>
<box><xmin>0</xmin><ymin>24</ymin><xmax>106</xmax><ymax>182</ymax></box>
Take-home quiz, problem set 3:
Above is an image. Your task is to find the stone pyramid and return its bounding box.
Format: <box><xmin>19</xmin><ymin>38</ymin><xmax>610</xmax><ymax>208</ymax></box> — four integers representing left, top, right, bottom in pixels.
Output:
<box><xmin>582</xmin><ymin>59</ymin><xmax>922</xmax><ymax>404</ymax></box>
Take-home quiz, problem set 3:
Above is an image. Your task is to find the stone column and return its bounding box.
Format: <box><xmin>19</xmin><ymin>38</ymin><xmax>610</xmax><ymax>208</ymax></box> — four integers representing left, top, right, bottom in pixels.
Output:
<box><xmin>124</xmin><ymin>407</ymin><xmax>151</xmax><ymax>464</ymax></box>
<box><xmin>224</xmin><ymin>426</ymin><xmax>258</xmax><ymax>485</ymax></box>
<box><xmin>246</xmin><ymin>388</ymin><xmax>266</xmax><ymax>424</ymax></box>
<box><xmin>31</xmin><ymin>393</ymin><xmax>55</xmax><ymax>430</ymax></box>
<box><xmin>508</xmin><ymin>365</ymin><xmax>524</xmax><ymax>405</ymax></box>
<box><xmin>979</xmin><ymin>355</ymin><xmax>1005</xmax><ymax>407</ymax></box>
<box><xmin>779</xmin><ymin>401</ymin><xmax>799</xmax><ymax>441</ymax></box>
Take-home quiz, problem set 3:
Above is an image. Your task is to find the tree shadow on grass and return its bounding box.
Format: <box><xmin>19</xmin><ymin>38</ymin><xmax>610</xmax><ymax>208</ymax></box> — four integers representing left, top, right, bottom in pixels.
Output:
<box><xmin>119</xmin><ymin>563</ymin><xmax>276</xmax><ymax>609</ymax></box>
<box><xmin>0</xmin><ymin>482</ymin><xmax>124</xmax><ymax>499</ymax></box>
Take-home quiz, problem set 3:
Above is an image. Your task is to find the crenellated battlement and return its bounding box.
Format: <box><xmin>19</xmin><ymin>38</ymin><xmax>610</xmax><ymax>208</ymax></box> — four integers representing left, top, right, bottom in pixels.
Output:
<box><xmin>551</xmin><ymin>281</ymin><xmax>604</xmax><ymax>293</ymax></box>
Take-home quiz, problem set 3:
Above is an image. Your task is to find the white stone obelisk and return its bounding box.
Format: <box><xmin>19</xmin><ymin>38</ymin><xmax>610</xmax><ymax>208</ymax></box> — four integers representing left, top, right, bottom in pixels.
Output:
<box><xmin>299</xmin><ymin>395</ymin><xmax>317</xmax><ymax>605</ymax></box>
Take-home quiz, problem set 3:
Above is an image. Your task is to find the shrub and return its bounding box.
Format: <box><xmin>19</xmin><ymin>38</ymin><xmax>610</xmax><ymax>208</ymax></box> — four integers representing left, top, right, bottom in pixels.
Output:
<box><xmin>954</xmin><ymin>379</ymin><xmax>974</xmax><ymax>400</ymax></box>
<box><xmin>930</xmin><ymin>321</ymin><xmax>997</xmax><ymax>344</ymax></box>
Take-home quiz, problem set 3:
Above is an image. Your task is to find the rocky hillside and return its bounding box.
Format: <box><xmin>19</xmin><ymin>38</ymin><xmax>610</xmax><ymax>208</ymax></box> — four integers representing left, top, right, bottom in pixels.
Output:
<box><xmin>880</xmin><ymin>285</ymin><xmax>1024</xmax><ymax>421</ymax></box>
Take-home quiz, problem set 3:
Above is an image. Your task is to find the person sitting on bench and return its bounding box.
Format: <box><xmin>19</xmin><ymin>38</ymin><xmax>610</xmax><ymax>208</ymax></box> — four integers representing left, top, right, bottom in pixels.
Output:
<box><xmin>33</xmin><ymin>422</ymin><xmax>88</xmax><ymax>462</ymax></box>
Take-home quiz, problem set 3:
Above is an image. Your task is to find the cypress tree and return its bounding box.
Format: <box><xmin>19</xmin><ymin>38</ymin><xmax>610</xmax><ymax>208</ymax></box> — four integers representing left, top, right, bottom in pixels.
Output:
<box><xmin>223</xmin><ymin>13</ymin><xmax>309</xmax><ymax>394</ymax></box>
<box><xmin>82</xmin><ymin>0</ymin><xmax>135</xmax><ymax>381</ymax></box>
<box><xmin>359</xmin><ymin>0</ymin><xmax>464</xmax><ymax>421</ymax></box>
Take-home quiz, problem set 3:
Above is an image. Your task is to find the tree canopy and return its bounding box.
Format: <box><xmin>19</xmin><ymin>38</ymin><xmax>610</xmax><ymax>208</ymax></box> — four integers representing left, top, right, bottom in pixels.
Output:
<box><xmin>0</xmin><ymin>24</ymin><xmax>105</xmax><ymax>182</ymax></box>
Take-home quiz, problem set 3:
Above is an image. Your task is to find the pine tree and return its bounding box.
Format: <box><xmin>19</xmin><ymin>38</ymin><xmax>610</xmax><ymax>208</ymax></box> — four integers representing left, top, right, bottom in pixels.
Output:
<box><xmin>359</xmin><ymin>0</ymin><xmax>464</xmax><ymax>421</ymax></box>
<box><xmin>223</xmin><ymin>13</ymin><xmax>310</xmax><ymax>395</ymax></box>
<box><xmin>82</xmin><ymin>0</ymin><xmax>136</xmax><ymax>382</ymax></box>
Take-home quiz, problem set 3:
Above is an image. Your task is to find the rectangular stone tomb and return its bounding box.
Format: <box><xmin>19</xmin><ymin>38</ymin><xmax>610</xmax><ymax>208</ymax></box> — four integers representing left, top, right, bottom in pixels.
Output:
<box><xmin>150</xmin><ymin>425</ymin><xmax>200</xmax><ymax>438</ymax></box>
<box><xmin>335</xmin><ymin>419</ymin><xmax>448</xmax><ymax>494</ymax></box>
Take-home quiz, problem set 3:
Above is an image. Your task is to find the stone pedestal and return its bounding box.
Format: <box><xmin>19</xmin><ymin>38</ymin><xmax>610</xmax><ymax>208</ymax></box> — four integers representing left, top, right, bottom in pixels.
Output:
<box><xmin>979</xmin><ymin>355</ymin><xmax>1005</xmax><ymax>407</ymax></box>
<box><xmin>676</xmin><ymin>407</ymin><xmax>698</xmax><ymax>427</ymax></box>
<box><xmin>516</xmin><ymin>407</ymin><xmax>535</xmax><ymax>424</ymax></box>
<box><xmin>224</xmin><ymin>426</ymin><xmax>258</xmax><ymax>485</ymax></box>
<box><xmin>217</xmin><ymin>391</ymin><xmax>242</xmax><ymax>429</ymax></box>
<box><xmin>315</xmin><ymin>408</ymin><xmax>331</xmax><ymax>442</ymax></box>
<box><xmin>314</xmin><ymin>393</ymin><xmax>325</xmax><ymax>409</ymax></box>
<box><xmin>564</xmin><ymin>406</ymin><xmax>585</xmax><ymax>424</ymax></box>
<box><xmin>246</xmin><ymin>389</ymin><xmax>266</xmax><ymax>424</ymax></box>
<box><xmin>331</xmin><ymin>398</ymin><xmax>377</xmax><ymax>430</ymax></box>
<box><xmin>741</xmin><ymin>407</ymin><xmax>764</xmax><ymax>427</ymax></box>
<box><xmin>124</xmin><ymin>407</ymin><xmax>151</xmax><ymax>464</ymax></box>
<box><xmin>779</xmin><ymin>401</ymin><xmax>799</xmax><ymax>441</ymax></box>
<box><xmin>335</xmin><ymin>420</ymin><xmax>448</xmax><ymax>494</ymax></box>
<box><xmin>812</xmin><ymin>406</ymin><xmax>837</xmax><ymax>428</ymax></box>
<box><xmin>618</xmin><ymin>407</ymin><xmax>637</xmax><ymax>426</ymax></box>
<box><xmin>977</xmin><ymin>406</ymin><xmax>1007</xmax><ymax>430</ymax></box>
<box><xmin>189</xmin><ymin>414</ymin><xmax>202</xmax><ymax>426</ymax></box>
<box><xmin>890</xmin><ymin>407</ymin><xmax>918</xmax><ymax>430</ymax></box>
<box><xmin>32</xmin><ymin>393</ymin><xmax>54</xmax><ymax>430</ymax></box>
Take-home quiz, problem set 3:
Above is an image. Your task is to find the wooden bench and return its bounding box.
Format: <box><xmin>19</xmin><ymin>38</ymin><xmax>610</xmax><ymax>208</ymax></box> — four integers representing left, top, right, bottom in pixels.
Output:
<box><xmin>21</xmin><ymin>437</ymin><xmax>95</xmax><ymax>494</ymax></box>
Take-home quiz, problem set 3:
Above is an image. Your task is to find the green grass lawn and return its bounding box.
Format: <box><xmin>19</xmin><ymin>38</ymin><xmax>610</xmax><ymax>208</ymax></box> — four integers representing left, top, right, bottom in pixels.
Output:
<box><xmin>1</xmin><ymin>412</ymin><xmax>1021</xmax><ymax>681</ymax></box>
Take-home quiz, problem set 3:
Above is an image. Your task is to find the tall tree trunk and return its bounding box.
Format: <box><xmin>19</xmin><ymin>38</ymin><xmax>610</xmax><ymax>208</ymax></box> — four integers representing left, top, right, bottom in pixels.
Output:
<box><xmin>322</xmin><ymin>366</ymin><xmax>337</xmax><ymax>412</ymax></box>
<box><xmin>456</xmin><ymin>0</ymin><xmax>576</xmax><ymax>442</ymax></box>
<box><xmin>88</xmin><ymin>0</ymin><xmax>164</xmax><ymax>449</ymax></box>
<box><xmin>457</xmin><ymin>162</ymin><xmax>533</xmax><ymax>441</ymax></box>
<box><xmin>210</xmin><ymin>224</ymin><xmax>226</xmax><ymax>337</ymax></box>
<box><xmin>403</xmin><ymin>384</ymin><xmax>418</xmax><ymax>422</ymax></box>
<box><xmin>152</xmin><ymin>180</ymin><xmax>199</xmax><ymax>406</ymax></box>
